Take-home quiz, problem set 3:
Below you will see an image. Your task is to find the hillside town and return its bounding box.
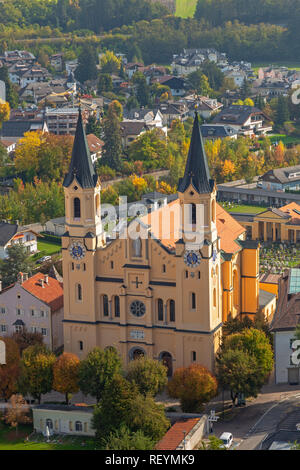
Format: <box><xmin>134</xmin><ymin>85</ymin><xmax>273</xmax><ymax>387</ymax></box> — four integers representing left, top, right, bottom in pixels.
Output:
<box><xmin>2</xmin><ymin>0</ymin><xmax>300</xmax><ymax>455</ymax></box>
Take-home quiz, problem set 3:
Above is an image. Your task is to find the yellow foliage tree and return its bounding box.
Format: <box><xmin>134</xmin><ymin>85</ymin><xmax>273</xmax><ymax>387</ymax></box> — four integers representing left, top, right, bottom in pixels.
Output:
<box><xmin>221</xmin><ymin>160</ymin><xmax>236</xmax><ymax>180</ymax></box>
<box><xmin>0</xmin><ymin>101</ymin><xmax>10</xmax><ymax>128</ymax></box>
<box><xmin>130</xmin><ymin>174</ymin><xmax>148</xmax><ymax>193</ymax></box>
<box><xmin>53</xmin><ymin>352</ymin><xmax>80</xmax><ymax>405</ymax></box>
<box><xmin>15</xmin><ymin>131</ymin><xmax>44</xmax><ymax>178</ymax></box>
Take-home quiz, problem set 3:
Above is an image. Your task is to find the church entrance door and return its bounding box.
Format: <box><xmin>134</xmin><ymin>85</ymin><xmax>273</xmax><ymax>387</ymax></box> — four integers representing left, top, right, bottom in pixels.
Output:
<box><xmin>160</xmin><ymin>352</ymin><xmax>173</xmax><ymax>377</ymax></box>
<box><xmin>132</xmin><ymin>348</ymin><xmax>145</xmax><ymax>360</ymax></box>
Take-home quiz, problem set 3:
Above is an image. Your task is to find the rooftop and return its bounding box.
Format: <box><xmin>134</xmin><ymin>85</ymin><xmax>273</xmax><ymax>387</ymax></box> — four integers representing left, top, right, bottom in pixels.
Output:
<box><xmin>21</xmin><ymin>272</ymin><xmax>63</xmax><ymax>312</ymax></box>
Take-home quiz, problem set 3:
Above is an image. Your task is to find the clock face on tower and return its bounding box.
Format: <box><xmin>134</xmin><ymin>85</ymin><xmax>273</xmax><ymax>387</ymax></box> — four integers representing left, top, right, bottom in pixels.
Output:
<box><xmin>184</xmin><ymin>250</ymin><xmax>201</xmax><ymax>268</ymax></box>
<box><xmin>69</xmin><ymin>241</ymin><xmax>86</xmax><ymax>260</ymax></box>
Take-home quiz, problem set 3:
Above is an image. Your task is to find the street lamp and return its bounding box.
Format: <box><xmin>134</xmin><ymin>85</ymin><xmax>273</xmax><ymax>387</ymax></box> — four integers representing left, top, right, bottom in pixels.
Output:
<box><xmin>183</xmin><ymin>430</ymin><xmax>187</xmax><ymax>450</ymax></box>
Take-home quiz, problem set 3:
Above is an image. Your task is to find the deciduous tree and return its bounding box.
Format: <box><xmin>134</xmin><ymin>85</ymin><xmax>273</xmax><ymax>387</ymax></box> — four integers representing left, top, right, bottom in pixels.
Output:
<box><xmin>78</xmin><ymin>346</ymin><xmax>122</xmax><ymax>403</ymax></box>
<box><xmin>18</xmin><ymin>344</ymin><xmax>55</xmax><ymax>404</ymax></box>
<box><xmin>0</xmin><ymin>337</ymin><xmax>20</xmax><ymax>401</ymax></box>
<box><xmin>168</xmin><ymin>364</ymin><xmax>218</xmax><ymax>412</ymax></box>
<box><xmin>53</xmin><ymin>352</ymin><xmax>80</xmax><ymax>404</ymax></box>
<box><xmin>126</xmin><ymin>357</ymin><xmax>167</xmax><ymax>397</ymax></box>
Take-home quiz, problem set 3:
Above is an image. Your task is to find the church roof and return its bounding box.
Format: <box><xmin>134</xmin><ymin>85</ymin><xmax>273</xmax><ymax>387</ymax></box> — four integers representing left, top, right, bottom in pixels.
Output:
<box><xmin>140</xmin><ymin>199</ymin><xmax>245</xmax><ymax>255</ymax></box>
<box><xmin>63</xmin><ymin>109</ymin><xmax>98</xmax><ymax>189</ymax></box>
<box><xmin>178</xmin><ymin>112</ymin><xmax>214</xmax><ymax>194</ymax></box>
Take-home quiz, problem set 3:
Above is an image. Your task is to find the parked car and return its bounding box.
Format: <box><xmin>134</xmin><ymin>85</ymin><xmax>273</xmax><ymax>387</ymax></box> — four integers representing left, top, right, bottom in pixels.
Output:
<box><xmin>219</xmin><ymin>432</ymin><xmax>233</xmax><ymax>449</ymax></box>
<box><xmin>36</xmin><ymin>255</ymin><xmax>51</xmax><ymax>264</ymax></box>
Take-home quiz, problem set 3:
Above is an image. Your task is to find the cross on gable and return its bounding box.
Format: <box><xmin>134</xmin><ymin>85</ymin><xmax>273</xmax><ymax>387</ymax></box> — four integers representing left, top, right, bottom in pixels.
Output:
<box><xmin>132</xmin><ymin>277</ymin><xmax>143</xmax><ymax>289</ymax></box>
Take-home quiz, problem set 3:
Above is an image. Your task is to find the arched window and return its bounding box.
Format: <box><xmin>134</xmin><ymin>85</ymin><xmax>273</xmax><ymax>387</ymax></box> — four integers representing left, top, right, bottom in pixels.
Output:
<box><xmin>212</xmin><ymin>199</ymin><xmax>216</xmax><ymax>223</ymax></box>
<box><xmin>103</xmin><ymin>295</ymin><xmax>109</xmax><ymax>317</ymax></box>
<box><xmin>75</xmin><ymin>421</ymin><xmax>82</xmax><ymax>432</ymax></box>
<box><xmin>191</xmin><ymin>203</ymin><xmax>197</xmax><ymax>225</ymax></box>
<box><xmin>233</xmin><ymin>270</ymin><xmax>239</xmax><ymax>309</ymax></box>
<box><xmin>132</xmin><ymin>237</ymin><xmax>142</xmax><ymax>257</ymax></box>
<box><xmin>46</xmin><ymin>419</ymin><xmax>53</xmax><ymax>430</ymax></box>
<box><xmin>169</xmin><ymin>300</ymin><xmax>175</xmax><ymax>322</ymax></box>
<box><xmin>76</xmin><ymin>284</ymin><xmax>82</xmax><ymax>301</ymax></box>
<box><xmin>95</xmin><ymin>193</ymin><xmax>100</xmax><ymax>217</ymax></box>
<box><xmin>157</xmin><ymin>298</ymin><xmax>164</xmax><ymax>322</ymax></box>
<box><xmin>74</xmin><ymin>197</ymin><xmax>81</xmax><ymax>219</ymax></box>
<box><xmin>114</xmin><ymin>296</ymin><xmax>120</xmax><ymax>317</ymax></box>
<box><xmin>162</xmin><ymin>264</ymin><xmax>166</xmax><ymax>273</ymax></box>
<box><xmin>191</xmin><ymin>292</ymin><xmax>196</xmax><ymax>310</ymax></box>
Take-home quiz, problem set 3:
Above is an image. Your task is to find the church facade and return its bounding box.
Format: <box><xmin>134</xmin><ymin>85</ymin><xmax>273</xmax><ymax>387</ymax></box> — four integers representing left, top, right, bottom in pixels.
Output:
<box><xmin>62</xmin><ymin>111</ymin><xmax>271</xmax><ymax>375</ymax></box>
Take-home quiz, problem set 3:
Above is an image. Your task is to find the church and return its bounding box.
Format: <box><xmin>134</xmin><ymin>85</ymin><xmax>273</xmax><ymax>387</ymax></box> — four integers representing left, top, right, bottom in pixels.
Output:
<box><xmin>62</xmin><ymin>110</ymin><xmax>274</xmax><ymax>375</ymax></box>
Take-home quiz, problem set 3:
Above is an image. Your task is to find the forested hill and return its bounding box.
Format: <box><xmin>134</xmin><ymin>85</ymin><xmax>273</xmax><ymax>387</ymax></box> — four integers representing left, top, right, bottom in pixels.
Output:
<box><xmin>194</xmin><ymin>0</ymin><xmax>296</xmax><ymax>26</ymax></box>
<box><xmin>1</xmin><ymin>0</ymin><xmax>300</xmax><ymax>64</ymax></box>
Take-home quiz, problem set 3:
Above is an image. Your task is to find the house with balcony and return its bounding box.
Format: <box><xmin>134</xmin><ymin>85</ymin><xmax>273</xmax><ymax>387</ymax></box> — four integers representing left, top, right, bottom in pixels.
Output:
<box><xmin>0</xmin><ymin>221</ymin><xmax>39</xmax><ymax>259</ymax></box>
<box><xmin>45</xmin><ymin>107</ymin><xmax>89</xmax><ymax>136</ymax></box>
<box><xmin>0</xmin><ymin>272</ymin><xmax>64</xmax><ymax>352</ymax></box>
<box><xmin>212</xmin><ymin>105</ymin><xmax>272</xmax><ymax>136</ymax></box>
<box><xmin>258</xmin><ymin>165</ymin><xmax>300</xmax><ymax>192</ymax></box>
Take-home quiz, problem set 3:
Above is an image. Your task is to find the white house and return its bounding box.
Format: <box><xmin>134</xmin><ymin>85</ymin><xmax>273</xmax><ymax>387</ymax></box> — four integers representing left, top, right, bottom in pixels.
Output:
<box><xmin>0</xmin><ymin>222</ymin><xmax>38</xmax><ymax>259</ymax></box>
<box><xmin>0</xmin><ymin>272</ymin><xmax>64</xmax><ymax>352</ymax></box>
<box><xmin>271</xmin><ymin>269</ymin><xmax>300</xmax><ymax>385</ymax></box>
<box><xmin>32</xmin><ymin>405</ymin><xmax>95</xmax><ymax>436</ymax></box>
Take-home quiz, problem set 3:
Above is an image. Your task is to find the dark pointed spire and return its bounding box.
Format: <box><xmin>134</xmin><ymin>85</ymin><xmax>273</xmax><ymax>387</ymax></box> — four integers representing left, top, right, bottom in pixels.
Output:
<box><xmin>178</xmin><ymin>112</ymin><xmax>214</xmax><ymax>194</ymax></box>
<box><xmin>63</xmin><ymin>108</ymin><xmax>98</xmax><ymax>189</ymax></box>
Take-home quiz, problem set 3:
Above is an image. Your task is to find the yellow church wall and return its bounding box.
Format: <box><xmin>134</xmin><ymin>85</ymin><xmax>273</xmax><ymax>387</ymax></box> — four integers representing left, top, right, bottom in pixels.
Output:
<box><xmin>259</xmin><ymin>281</ymin><xmax>279</xmax><ymax>298</ymax></box>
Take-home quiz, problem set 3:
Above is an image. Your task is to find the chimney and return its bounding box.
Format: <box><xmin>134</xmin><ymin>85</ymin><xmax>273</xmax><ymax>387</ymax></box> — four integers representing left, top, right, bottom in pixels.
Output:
<box><xmin>44</xmin><ymin>274</ymin><xmax>49</xmax><ymax>285</ymax></box>
<box><xmin>0</xmin><ymin>281</ymin><xmax>2</xmax><ymax>293</ymax></box>
<box><xmin>23</xmin><ymin>273</ymin><xmax>28</xmax><ymax>282</ymax></box>
<box><xmin>18</xmin><ymin>272</ymin><xmax>24</xmax><ymax>284</ymax></box>
<box><xmin>40</xmin><ymin>279</ymin><xmax>44</xmax><ymax>288</ymax></box>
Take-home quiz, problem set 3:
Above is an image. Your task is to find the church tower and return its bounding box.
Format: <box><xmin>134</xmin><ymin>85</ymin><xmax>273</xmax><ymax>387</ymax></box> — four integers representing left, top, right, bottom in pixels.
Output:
<box><xmin>62</xmin><ymin>110</ymin><xmax>104</xmax><ymax>355</ymax></box>
<box><xmin>175</xmin><ymin>113</ymin><xmax>222</xmax><ymax>370</ymax></box>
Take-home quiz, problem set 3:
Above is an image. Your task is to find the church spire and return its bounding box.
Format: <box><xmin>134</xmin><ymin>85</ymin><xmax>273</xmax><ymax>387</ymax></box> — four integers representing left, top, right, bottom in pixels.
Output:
<box><xmin>178</xmin><ymin>112</ymin><xmax>214</xmax><ymax>194</ymax></box>
<box><xmin>63</xmin><ymin>108</ymin><xmax>98</xmax><ymax>189</ymax></box>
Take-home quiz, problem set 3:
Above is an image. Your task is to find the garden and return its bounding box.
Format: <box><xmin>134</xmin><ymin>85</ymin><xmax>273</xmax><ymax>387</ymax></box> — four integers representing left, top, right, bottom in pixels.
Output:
<box><xmin>219</xmin><ymin>201</ymin><xmax>266</xmax><ymax>215</ymax></box>
<box><xmin>0</xmin><ymin>422</ymin><xmax>97</xmax><ymax>450</ymax></box>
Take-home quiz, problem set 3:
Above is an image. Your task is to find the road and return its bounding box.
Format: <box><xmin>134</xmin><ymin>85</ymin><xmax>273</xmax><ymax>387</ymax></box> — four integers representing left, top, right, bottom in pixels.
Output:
<box><xmin>209</xmin><ymin>384</ymin><xmax>300</xmax><ymax>450</ymax></box>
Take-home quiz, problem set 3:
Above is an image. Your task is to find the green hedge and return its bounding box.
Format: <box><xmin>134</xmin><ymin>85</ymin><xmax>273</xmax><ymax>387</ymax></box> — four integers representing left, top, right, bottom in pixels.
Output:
<box><xmin>39</xmin><ymin>232</ymin><xmax>62</xmax><ymax>245</ymax></box>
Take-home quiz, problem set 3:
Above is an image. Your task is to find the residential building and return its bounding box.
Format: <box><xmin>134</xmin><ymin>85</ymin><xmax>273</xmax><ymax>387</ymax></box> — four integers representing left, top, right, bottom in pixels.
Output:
<box><xmin>61</xmin><ymin>111</ymin><xmax>272</xmax><ymax>374</ymax></box>
<box><xmin>50</xmin><ymin>53</ymin><xmax>63</xmax><ymax>71</ymax></box>
<box><xmin>86</xmin><ymin>134</ymin><xmax>104</xmax><ymax>163</ymax></box>
<box><xmin>0</xmin><ymin>272</ymin><xmax>64</xmax><ymax>352</ymax></box>
<box><xmin>0</xmin><ymin>222</ymin><xmax>38</xmax><ymax>258</ymax></box>
<box><xmin>258</xmin><ymin>165</ymin><xmax>300</xmax><ymax>192</ymax></box>
<box><xmin>271</xmin><ymin>268</ymin><xmax>300</xmax><ymax>384</ymax></box>
<box><xmin>120</xmin><ymin>120</ymin><xmax>148</xmax><ymax>147</ymax></box>
<box><xmin>45</xmin><ymin>217</ymin><xmax>66</xmax><ymax>237</ymax></box>
<box><xmin>45</xmin><ymin>107</ymin><xmax>88</xmax><ymax>136</ymax></box>
<box><xmin>212</xmin><ymin>105</ymin><xmax>272</xmax><ymax>136</ymax></box>
<box><xmin>200</xmin><ymin>124</ymin><xmax>238</xmax><ymax>141</ymax></box>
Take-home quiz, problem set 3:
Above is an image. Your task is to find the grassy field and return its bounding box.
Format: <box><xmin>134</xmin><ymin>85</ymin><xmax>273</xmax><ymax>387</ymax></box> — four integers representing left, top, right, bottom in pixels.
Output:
<box><xmin>0</xmin><ymin>423</ymin><xmax>98</xmax><ymax>450</ymax></box>
<box><xmin>175</xmin><ymin>0</ymin><xmax>197</xmax><ymax>18</ymax></box>
<box><xmin>37</xmin><ymin>240</ymin><xmax>61</xmax><ymax>256</ymax></box>
<box><xmin>252</xmin><ymin>62</ymin><xmax>300</xmax><ymax>73</ymax></box>
<box><xmin>268</xmin><ymin>134</ymin><xmax>300</xmax><ymax>146</ymax></box>
<box><xmin>220</xmin><ymin>202</ymin><xmax>266</xmax><ymax>214</ymax></box>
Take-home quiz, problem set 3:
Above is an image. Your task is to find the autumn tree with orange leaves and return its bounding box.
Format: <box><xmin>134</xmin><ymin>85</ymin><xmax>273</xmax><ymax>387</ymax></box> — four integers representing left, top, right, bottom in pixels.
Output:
<box><xmin>0</xmin><ymin>337</ymin><xmax>20</xmax><ymax>401</ymax></box>
<box><xmin>167</xmin><ymin>364</ymin><xmax>218</xmax><ymax>413</ymax></box>
<box><xmin>53</xmin><ymin>353</ymin><xmax>80</xmax><ymax>405</ymax></box>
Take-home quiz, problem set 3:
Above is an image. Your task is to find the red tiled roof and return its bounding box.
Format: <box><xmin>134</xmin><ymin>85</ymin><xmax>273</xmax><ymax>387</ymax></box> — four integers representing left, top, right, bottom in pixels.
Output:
<box><xmin>22</xmin><ymin>272</ymin><xmax>63</xmax><ymax>312</ymax></box>
<box><xmin>156</xmin><ymin>418</ymin><xmax>200</xmax><ymax>450</ymax></box>
<box><xmin>140</xmin><ymin>199</ymin><xmax>245</xmax><ymax>254</ymax></box>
